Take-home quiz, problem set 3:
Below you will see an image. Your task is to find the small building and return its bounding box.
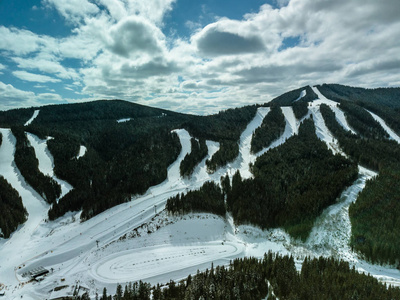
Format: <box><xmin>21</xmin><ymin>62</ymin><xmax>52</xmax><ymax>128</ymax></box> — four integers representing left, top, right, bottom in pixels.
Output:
<box><xmin>29</xmin><ymin>266</ymin><xmax>49</xmax><ymax>280</ymax></box>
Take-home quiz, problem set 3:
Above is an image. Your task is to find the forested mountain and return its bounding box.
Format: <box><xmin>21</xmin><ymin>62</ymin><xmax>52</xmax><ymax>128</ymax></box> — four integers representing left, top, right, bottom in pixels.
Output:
<box><xmin>0</xmin><ymin>100</ymin><xmax>257</xmax><ymax>221</ymax></box>
<box><xmin>1</xmin><ymin>83</ymin><xmax>400</xmax><ymax>271</ymax></box>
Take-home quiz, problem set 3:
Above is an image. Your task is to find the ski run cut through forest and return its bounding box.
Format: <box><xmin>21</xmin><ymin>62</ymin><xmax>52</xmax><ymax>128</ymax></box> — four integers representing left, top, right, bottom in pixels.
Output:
<box><xmin>1</xmin><ymin>84</ymin><xmax>400</xmax><ymax>299</ymax></box>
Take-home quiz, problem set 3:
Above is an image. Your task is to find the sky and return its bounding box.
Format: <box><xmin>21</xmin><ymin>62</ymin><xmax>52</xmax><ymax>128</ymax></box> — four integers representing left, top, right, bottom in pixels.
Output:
<box><xmin>0</xmin><ymin>0</ymin><xmax>399</xmax><ymax>114</ymax></box>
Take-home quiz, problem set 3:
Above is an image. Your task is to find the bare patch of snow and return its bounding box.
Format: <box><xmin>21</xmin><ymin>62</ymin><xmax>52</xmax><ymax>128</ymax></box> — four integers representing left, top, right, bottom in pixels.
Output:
<box><xmin>77</xmin><ymin>145</ymin><xmax>87</xmax><ymax>159</ymax></box>
<box><xmin>117</xmin><ymin>118</ymin><xmax>132</xmax><ymax>123</ymax></box>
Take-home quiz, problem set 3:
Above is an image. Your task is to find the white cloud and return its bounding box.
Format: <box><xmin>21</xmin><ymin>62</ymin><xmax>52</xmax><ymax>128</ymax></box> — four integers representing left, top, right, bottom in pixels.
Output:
<box><xmin>12</xmin><ymin>71</ymin><xmax>61</xmax><ymax>83</ymax></box>
<box><xmin>106</xmin><ymin>16</ymin><xmax>166</xmax><ymax>58</ymax></box>
<box><xmin>42</xmin><ymin>0</ymin><xmax>100</xmax><ymax>23</ymax></box>
<box><xmin>12</xmin><ymin>57</ymin><xmax>80</xmax><ymax>80</ymax></box>
<box><xmin>37</xmin><ymin>93</ymin><xmax>63</xmax><ymax>101</ymax></box>
<box><xmin>0</xmin><ymin>82</ymin><xmax>39</xmax><ymax>109</ymax></box>
<box><xmin>0</xmin><ymin>26</ymin><xmax>51</xmax><ymax>55</ymax></box>
<box><xmin>1</xmin><ymin>0</ymin><xmax>400</xmax><ymax>114</ymax></box>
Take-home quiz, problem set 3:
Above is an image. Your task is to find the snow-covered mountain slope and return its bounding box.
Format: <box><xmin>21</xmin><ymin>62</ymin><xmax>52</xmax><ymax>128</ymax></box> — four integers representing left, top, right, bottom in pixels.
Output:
<box><xmin>1</xmin><ymin>93</ymin><xmax>400</xmax><ymax>298</ymax></box>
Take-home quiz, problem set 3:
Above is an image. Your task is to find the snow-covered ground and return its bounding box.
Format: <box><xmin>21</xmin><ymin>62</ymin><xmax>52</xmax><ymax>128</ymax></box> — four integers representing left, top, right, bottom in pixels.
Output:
<box><xmin>1</xmin><ymin>106</ymin><xmax>400</xmax><ymax>299</ymax></box>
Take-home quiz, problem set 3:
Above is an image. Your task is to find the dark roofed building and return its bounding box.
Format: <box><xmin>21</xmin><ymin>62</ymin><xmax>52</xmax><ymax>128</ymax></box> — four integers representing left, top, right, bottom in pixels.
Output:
<box><xmin>29</xmin><ymin>266</ymin><xmax>49</xmax><ymax>279</ymax></box>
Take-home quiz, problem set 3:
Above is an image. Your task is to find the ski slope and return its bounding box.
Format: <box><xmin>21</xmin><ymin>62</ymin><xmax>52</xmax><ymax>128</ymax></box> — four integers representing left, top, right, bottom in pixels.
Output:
<box><xmin>24</xmin><ymin>110</ymin><xmax>40</xmax><ymax>126</ymax></box>
<box><xmin>256</xmin><ymin>106</ymin><xmax>298</xmax><ymax>157</ymax></box>
<box><xmin>26</xmin><ymin>133</ymin><xmax>73</xmax><ymax>198</ymax></box>
<box><xmin>0</xmin><ymin>128</ymin><xmax>49</xmax><ymax>292</ymax></box>
<box><xmin>1</xmin><ymin>103</ymin><xmax>400</xmax><ymax>298</ymax></box>
<box><xmin>294</xmin><ymin>89</ymin><xmax>306</xmax><ymax>102</ymax></box>
<box><xmin>367</xmin><ymin>110</ymin><xmax>400</xmax><ymax>143</ymax></box>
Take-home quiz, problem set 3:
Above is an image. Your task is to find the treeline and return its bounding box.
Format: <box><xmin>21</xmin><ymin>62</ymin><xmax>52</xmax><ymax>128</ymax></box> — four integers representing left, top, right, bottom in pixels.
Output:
<box><xmin>349</xmin><ymin>166</ymin><xmax>400</xmax><ymax>265</ymax></box>
<box><xmin>250</xmin><ymin>105</ymin><xmax>286</xmax><ymax>153</ymax></box>
<box><xmin>339</xmin><ymin>102</ymin><xmax>389</xmax><ymax>140</ymax></box>
<box><xmin>0</xmin><ymin>107</ymin><xmax>36</xmax><ymax>127</ymax></box>
<box><xmin>88</xmin><ymin>253</ymin><xmax>400</xmax><ymax>300</ymax></box>
<box><xmin>166</xmin><ymin>181</ymin><xmax>225</xmax><ymax>216</ymax></box>
<box><xmin>0</xmin><ymin>176</ymin><xmax>27</xmax><ymax>238</ymax></box>
<box><xmin>269</xmin><ymin>85</ymin><xmax>318</xmax><ymax>106</ymax></box>
<box><xmin>319</xmin><ymin>104</ymin><xmax>400</xmax><ymax>172</ymax></box>
<box><xmin>229</xmin><ymin>119</ymin><xmax>358</xmax><ymax>240</ymax></box>
<box><xmin>317</xmin><ymin>83</ymin><xmax>400</xmax><ymax>136</ymax></box>
<box><xmin>11</xmin><ymin>126</ymin><xmax>61</xmax><ymax>204</ymax></box>
<box><xmin>180</xmin><ymin>138</ymin><xmax>208</xmax><ymax>177</ymax></box>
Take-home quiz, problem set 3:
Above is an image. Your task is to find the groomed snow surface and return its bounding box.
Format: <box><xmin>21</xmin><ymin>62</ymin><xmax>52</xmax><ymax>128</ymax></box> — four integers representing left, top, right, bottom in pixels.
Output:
<box><xmin>1</xmin><ymin>103</ymin><xmax>400</xmax><ymax>299</ymax></box>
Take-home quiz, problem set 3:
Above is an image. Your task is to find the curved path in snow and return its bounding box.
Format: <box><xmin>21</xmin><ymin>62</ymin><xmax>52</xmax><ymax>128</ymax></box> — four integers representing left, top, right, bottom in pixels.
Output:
<box><xmin>90</xmin><ymin>242</ymin><xmax>244</xmax><ymax>284</ymax></box>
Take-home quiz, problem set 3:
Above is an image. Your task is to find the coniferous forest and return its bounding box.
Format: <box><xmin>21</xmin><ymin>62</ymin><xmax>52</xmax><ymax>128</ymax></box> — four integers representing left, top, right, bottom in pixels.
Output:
<box><xmin>319</xmin><ymin>99</ymin><xmax>400</xmax><ymax>265</ymax></box>
<box><xmin>231</xmin><ymin>119</ymin><xmax>358</xmax><ymax>240</ymax></box>
<box><xmin>250</xmin><ymin>104</ymin><xmax>286</xmax><ymax>153</ymax></box>
<box><xmin>179</xmin><ymin>138</ymin><xmax>208</xmax><ymax>177</ymax></box>
<box><xmin>0</xmin><ymin>176</ymin><xmax>27</xmax><ymax>238</ymax></box>
<box><xmin>82</xmin><ymin>253</ymin><xmax>400</xmax><ymax>300</ymax></box>
<box><xmin>11</xmin><ymin>126</ymin><xmax>61</xmax><ymax>204</ymax></box>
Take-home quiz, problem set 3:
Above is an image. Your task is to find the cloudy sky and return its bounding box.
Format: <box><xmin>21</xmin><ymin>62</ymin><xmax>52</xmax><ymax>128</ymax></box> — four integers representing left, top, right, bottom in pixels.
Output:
<box><xmin>0</xmin><ymin>0</ymin><xmax>399</xmax><ymax>114</ymax></box>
